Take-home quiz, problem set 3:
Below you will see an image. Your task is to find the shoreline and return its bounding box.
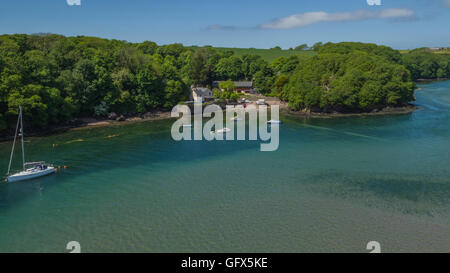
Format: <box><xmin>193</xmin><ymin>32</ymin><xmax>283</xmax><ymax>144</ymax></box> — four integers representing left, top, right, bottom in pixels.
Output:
<box><xmin>71</xmin><ymin>102</ymin><xmax>418</xmax><ymax>127</ymax></box>
<box><xmin>3</xmin><ymin>77</ymin><xmax>448</xmax><ymax>142</ymax></box>
<box><xmin>415</xmin><ymin>78</ymin><xmax>450</xmax><ymax>83</ymax></box>
<box><xmin>72</xmin><ymin>111</ymin><xmax>173</xmax><ymax>130</ymax></box>
<box><xmin>0</xmin><ymin>111</ymin><xmax>174</xmax><ymax>142</ymax></box>
<box><xmin>281</xmin><ymin>104</ymin><xmax>418</xmax><ymax>119</ymax></box>
<box><xmin>0</xmin><ymin>97</ymin><xmax>422</xmax><ymax>142</ymax></box>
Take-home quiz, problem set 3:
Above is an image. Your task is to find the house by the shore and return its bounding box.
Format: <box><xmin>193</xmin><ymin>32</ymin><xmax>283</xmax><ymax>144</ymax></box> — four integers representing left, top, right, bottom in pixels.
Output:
<box><xmin>212</xmin><ymin>81</ymin><xmax>258</xmax><ymax>94</ymax></box>
<box><xmin>190</xmin><ymin>87</ymin><xmax>214</xmax><ymax>101</ymax></box>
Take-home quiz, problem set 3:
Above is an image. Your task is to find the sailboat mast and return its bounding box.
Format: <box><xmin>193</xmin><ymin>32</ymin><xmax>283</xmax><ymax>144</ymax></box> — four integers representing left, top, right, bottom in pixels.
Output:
<box><xmin>20</xmin><ymin>106</ymin><xmax>25</xmax><ymax>170</ymax></box>
<box><xmin>7</xmin><ymin>107</ymin><xmax>21</xmax><ymax>175</ymax></box>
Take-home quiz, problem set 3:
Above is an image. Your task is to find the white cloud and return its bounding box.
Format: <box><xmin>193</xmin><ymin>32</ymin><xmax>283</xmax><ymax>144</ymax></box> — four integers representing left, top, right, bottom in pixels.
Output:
<box><xmin>66</xmin><ymin>0</ymin><xmax>81</xmax><ymax>6</ymax></box>
<box><xmin>260</xmin><ymin>8</ymin><xmax>416</xmax><ymax>29</ymax></box>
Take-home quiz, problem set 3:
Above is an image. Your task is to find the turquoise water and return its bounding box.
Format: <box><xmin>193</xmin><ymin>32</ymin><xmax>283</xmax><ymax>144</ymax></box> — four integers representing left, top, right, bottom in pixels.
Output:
<box><xmin>0</xmin><ymin>81</ymin><xmax>449</xmax><ymax>253</ymax></box>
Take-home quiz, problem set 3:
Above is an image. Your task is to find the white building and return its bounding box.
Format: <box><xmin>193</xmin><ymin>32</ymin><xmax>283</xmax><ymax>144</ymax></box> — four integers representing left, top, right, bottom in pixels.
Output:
<box><xmin>191</xmin><ymin>87</ymin><xmax>214</xmax><ymax>101</ymax></box>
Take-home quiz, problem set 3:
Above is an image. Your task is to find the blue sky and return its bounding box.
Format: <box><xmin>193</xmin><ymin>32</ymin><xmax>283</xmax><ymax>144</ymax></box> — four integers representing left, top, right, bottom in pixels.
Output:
<box><xmin>0</xmin><ymin>0</ymin><xmax>449</xmax><ymax>49</ymax></box>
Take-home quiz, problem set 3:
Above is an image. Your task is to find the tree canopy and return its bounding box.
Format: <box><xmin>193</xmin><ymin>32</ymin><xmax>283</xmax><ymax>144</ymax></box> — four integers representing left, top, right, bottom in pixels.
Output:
<box><xmin>402</xmin><ymin>49</ymin><xmax>450</xmax><ymax>80</ymax></box>
<box><xmin>0</xmin><ymin>35</ymin><xmax>445</xmax><ymax>133</ymax></box>
<box><xmin>294</xmin><ymin>44</ymin><xmax>308</xmax><ymax>51</ymax></box>
<box><xmin>0</xmin><ymin>34</ymin><xmax>275</xmax><ymax>133</ymax></box>
<box><xmin>283</xmin><ymin>43</ymin><xmax>418</xmax><ymax>112</ymax></box>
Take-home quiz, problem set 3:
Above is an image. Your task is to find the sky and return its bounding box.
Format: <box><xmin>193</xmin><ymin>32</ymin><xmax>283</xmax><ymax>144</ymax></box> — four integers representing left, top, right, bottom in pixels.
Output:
<box><xmin>0</xmin><ymin>0</ymin><xmax>449</xmax><ymax>49</ymax></box>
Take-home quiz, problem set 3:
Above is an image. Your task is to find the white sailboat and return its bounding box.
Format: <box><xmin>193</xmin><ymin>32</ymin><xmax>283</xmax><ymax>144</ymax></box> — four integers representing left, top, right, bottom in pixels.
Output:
<box><xmin>6</xmin><ymin>106</ymin><xmax>55</xmax><ymax>183</ymax></box>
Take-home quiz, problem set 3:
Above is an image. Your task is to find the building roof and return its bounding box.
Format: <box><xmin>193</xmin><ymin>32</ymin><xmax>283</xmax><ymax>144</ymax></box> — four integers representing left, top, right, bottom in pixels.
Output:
<box><xmin>193</xmin><ymin>87</ymin><xmax>211</xmax><ymax>93</ymax></box>
<box><xmin>212</xmin><ymin>81</ymin><xmax>253</xmax><ymax>88</ymax></box>
<box><xmin>192</xmin><ymin>87</ymin><xmax>213</xmax><ymax>97</ymax></box>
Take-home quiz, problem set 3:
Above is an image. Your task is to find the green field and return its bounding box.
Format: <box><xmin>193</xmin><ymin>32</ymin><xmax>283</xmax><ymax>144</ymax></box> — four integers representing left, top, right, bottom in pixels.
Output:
<box><xmin>400</xmin><ymin>48</ymin><xmax>450</xmax><ymax>54</ymax></box>
<box><xmin>211</xmin><ymin>47</ymin><xmax>317</xmax><ymax>62</ymax></box>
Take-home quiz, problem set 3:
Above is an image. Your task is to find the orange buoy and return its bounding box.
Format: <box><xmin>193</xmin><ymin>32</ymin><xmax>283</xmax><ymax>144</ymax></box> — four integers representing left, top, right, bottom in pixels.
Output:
<box><xmin>64</xmin><ymin>166</ymin><xmax>67</xmax><ymax>169</ymax></box>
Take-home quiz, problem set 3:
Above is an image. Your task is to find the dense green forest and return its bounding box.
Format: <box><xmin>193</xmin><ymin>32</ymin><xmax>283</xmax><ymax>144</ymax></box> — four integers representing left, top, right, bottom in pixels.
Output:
<box><xmin>0</xmin><ymin>34</ymin><xmax>449</xmax><ymax>133</ymax></box>
<box><xmin>282</xmin><ymin>43</ymin><xmax>450</xmax><ymax>112</ymax></box>
<box><xmin>207</xmin><ymin>46</ymin><xmax>316</xmax><ymax>62</ymax></box>
<box><xmin>0</xmin><ymin>34</ymin><xmax>277</xmax><ymax>133</ymax></box>
<box><xmin>402</xmin><ymin>48</ymin><xmax>450</xmax><ymax>80</ymax></box>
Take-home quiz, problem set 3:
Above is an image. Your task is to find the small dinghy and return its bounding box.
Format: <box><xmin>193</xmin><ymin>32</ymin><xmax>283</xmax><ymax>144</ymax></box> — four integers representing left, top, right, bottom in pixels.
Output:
<box><xmin>230</xmin><ymin>117</ymin><xmax>242</xmax><ymax>122</ymax></box>
<box><xmin>267</xmin><ymin>120</ymin><xmax>281</xmax><ymax>124</ymax></box>
<box><xmin>6</xmin><ymin>106</ymin><xmax>55</xmax><ymax>183</ymax></box>
<box><xmin>210</xmin><ymin>128</ymin><xmax>231</xmax><ymax>135</ymax></box>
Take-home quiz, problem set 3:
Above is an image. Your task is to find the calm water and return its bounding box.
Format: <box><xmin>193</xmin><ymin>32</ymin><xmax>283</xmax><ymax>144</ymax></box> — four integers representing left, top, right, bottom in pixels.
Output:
<box><xmin>0</xmin><ymin>81</ymin><xmax>449</xmax><ymax>253</ymax></box>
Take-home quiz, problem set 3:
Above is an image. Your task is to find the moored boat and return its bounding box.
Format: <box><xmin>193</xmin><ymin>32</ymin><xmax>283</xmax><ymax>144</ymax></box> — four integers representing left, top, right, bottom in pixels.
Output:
<box><xmin>210</xmin><ymin>128</ymin><xmax>231</xmax><ymax>135</ymax></box>
<box><xmin>6</xmin><ymin>106</ymin><xmax>55</xmax><ymax>183</ymax></box>
<box><xmin>7</xmin><ymin>162</ymin><xmax>55</xmax><ymax>182</ymax></box>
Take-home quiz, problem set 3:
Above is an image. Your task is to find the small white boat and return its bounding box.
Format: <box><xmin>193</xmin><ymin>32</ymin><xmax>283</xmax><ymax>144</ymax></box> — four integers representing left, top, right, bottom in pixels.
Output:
<box><xmin>267</xmin><ymin>120</ymin><xmax>282</xmax><ymax>124</ymax></box>
<box><xmin>230</xmin><ymin>117</ymin><xmax>242</xmax><ymax>122</ymax></box>
<box><xmin>6</xmin><ymin>106</ymin><xmax>55</xmax><ymax>183</ymax></box>
<box><xmin>210</xmin><ymin>128</ymin><xmax>231</xmax><ymax>135</ymax></box>
<box><xmin>256</xmin><ymin>99</ymin><xmax>266</xmax><ymax>105</ymax></box>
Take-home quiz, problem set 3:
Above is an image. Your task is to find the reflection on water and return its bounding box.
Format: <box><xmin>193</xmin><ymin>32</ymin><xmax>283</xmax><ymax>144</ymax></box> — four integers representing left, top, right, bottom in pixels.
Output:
<box><xmin>0</xmin><ymin>81</ymin><xmax>449</xmax><ymax>253</ymax></box>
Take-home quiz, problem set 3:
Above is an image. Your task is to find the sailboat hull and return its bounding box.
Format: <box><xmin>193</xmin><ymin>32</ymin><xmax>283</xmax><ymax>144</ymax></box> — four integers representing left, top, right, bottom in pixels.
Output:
<box><xmin>7</xmin><ymin>167</ymin><xmax>55</xmax><ymax>183</ymax></box>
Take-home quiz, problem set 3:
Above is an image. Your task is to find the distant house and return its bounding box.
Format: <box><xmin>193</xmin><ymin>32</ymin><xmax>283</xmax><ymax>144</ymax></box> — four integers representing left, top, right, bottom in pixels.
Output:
<box><xmin>191</xmin><ymin>87</ymin><xmax>214</xmax><ymax>101</ymax></box>
<box><xmin>212</xmin><ymin>81</ymin><xmax>255</xmax><ymax>92</ymax></box>
<box><xmin>429</xmin><ymin>47</ymin><xmax>447</xmax><ymax>51</ymax></box>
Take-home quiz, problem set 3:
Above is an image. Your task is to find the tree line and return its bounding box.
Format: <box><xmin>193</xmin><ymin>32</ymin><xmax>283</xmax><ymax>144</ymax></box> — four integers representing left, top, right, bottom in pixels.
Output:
<box><xmin>281</xmin><ymin>42</ymin><xmax>450</xmax><ymax>112</ymax></box>
<box><xmin>0</xmin><ymin>34</ymin><xmax>449</xmax><ymax>133</ymax></box>
<box><xmin>0</xmin><ymin>34</ymin><xmax>278</xmax><ymax>133</ymax></box>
